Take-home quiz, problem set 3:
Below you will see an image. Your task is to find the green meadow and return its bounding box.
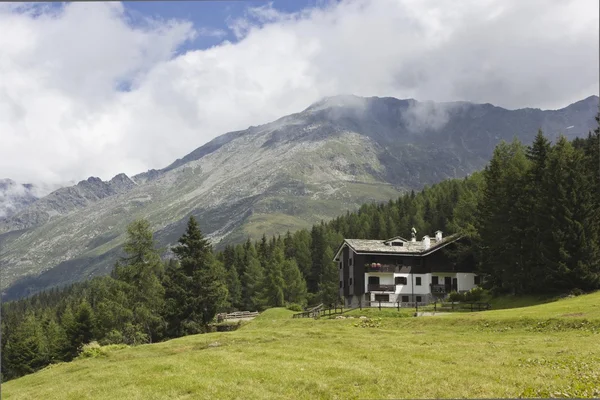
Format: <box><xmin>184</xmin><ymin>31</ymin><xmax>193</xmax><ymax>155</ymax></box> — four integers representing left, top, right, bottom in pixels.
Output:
<box><xmin>4</xmin><ymin>292</ymin><xmax>600</xmax><ymax>400</ymax></box>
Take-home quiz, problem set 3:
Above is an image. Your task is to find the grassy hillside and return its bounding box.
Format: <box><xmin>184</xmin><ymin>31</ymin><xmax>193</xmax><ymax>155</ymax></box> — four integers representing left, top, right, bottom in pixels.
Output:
<box><xmin>4</xmin><ymin>292</ymin><xmax>600</xmax><ymax>399</ymax></box>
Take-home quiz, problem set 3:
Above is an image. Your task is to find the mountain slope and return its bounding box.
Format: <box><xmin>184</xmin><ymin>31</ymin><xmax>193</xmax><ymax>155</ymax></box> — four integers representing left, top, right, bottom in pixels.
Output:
<box><xmin>1</xmin><ymin>95</ymin><xmax>598</xmax><ymax>299</ymax></box>
<box><xmin>0</xmin><ymin>179</ymin><xmax>62</xmax><ymax>219</ymax></box>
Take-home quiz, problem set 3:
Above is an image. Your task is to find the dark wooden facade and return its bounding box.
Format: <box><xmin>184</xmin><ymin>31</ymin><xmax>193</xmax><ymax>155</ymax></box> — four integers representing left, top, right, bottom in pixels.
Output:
<box><xmin>338</xmin><ymin>240</ymin><xmax>475</xmax><ymax>298</ymax></box>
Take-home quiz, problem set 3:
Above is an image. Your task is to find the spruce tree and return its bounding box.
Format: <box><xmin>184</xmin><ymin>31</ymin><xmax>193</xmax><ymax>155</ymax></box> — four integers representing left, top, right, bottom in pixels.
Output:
<box><xmin>166</xmin><ymin>216</ymin><xmax>228</xmax><ymax>335</ymax></box>
<box><xmin>261</xmin><ymin>247</ymin><xmax>285</xmax><ymax>307</ymax></box>
<box><xmin>319</xmin><ymin>247</ymin><xmax>339</xmax><ymax>307</ymax></box>
<box><xmin>282</xmin><ymin>259</ymin><xmax>308</xmax><ymax>306</ymax></box>
<box><xmin>117</xmin><ymin>219</ymin><xmax>165</xmax><ymax>342</ymax></box>
<box><xmin>224</xmin><ymin>262</ymin><xmax>242</xmax><ymax>311</ymax></box>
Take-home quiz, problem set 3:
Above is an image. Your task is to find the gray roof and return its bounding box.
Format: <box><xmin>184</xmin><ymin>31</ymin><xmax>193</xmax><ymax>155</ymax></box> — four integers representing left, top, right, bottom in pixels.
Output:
<box><xmin>338</xmin><ymin>233</ymin><xmax>460</xmax><ymax>257</ymax></box>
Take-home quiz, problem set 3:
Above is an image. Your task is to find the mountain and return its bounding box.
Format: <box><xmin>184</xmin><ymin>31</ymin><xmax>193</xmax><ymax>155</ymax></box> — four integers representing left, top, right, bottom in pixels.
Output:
<box><xmin>1</xmin><ymin>95</ymin><xmax>598</xmax><ymax>299</ymax></box>
<box><xmin>0</xmin><ymin>174</ymin><xmax>135</xmax><ymax>232</ymax></box>
<box><xmin>0</xmin><ymin>179</ymin><xmax>62</xmax><ymax>220</ymax></box>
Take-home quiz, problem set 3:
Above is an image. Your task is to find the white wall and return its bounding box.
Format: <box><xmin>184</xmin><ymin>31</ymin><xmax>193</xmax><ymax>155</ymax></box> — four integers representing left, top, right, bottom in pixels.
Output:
<box><xmin>457</xmin><ymin>273</ymin><xmax>478</xmax><ymax>292</ymax></box>
<box><xmin>394</xmin><ymin>273</ymin><xmax>431</xmax><ymax>295</ymax></box>
<box><xmin>364</xmin><ymin>272</ymin><xmax>395</xmax><ymax>293</ymax></box>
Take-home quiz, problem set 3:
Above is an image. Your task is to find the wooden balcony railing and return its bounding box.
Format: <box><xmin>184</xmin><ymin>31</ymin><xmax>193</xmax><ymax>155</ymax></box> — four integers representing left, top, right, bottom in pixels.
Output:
<box><xmin>365</xmin><ymin>265</ymin><xmax>398</xmax><ymax>273</ymax></box>
<box><xmin>430</xmin><ymin>284</ymin><xmax>457</xmax><ymax>294</ymax></box>
<box><xmin>367</xmin><ymin>284</ymin><xmax>396</xmax><ymax>292</ymax></box>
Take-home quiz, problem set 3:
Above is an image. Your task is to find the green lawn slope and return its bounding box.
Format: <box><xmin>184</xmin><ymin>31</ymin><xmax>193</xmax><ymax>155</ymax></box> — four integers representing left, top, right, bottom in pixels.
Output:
<box><xmin>4</xmin><ymin>292</ymin><xmax>600</xmax><ymax>399</ymax></box>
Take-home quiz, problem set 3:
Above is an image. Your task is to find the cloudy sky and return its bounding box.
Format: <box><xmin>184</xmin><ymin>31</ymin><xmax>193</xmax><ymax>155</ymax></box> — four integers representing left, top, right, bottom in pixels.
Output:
<box><xmin>1</xmin><ymin>0</ymin><xmax>598</xmax><ymax>186</ymax></box>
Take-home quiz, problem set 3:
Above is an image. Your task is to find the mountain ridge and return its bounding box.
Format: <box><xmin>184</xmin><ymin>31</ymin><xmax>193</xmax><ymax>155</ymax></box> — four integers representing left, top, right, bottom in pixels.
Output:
<box><xmin>1</xmin><ymin>94</ymin><xmax>598</xmax><ymax>300</ymax></box>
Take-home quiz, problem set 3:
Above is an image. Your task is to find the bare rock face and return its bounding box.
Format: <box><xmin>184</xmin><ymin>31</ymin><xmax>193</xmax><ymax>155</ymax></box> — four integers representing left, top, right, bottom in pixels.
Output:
<box><xmin>1</xmin><ymin>94</ymin><xmax>598</xmax><ymax>300</ymax></box>
<box><xmin>0</xmin><ymin>179</ymin><xmax>62</xmax><ymax>220</ymax></box>
<box><xmin>0</xmin><ymin>179</ymin><xmax>39</xmax><ymax>219</ymax></box>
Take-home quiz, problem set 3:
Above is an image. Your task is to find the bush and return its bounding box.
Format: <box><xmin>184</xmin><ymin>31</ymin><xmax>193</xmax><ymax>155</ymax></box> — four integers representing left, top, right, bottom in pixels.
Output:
<box><xmin>448</xmin><ymin>291</ymin><xmax>464</xmax><ymax>302</ymax></box>
<box><xmin>78</xmin><ymin>341</ymin><xmax>129</xmax><ymax>360</ymax></box>
<box><xmin>464</xmin><ymin>287</ymin><xmax>486</xmax><ymax>302</ymax></box>
<box><xmin>286</xmin><ymin>303</ymin><xmax>303</xmax><ymax>312</ymax></box>
<box><xmin>570</xmin><ymin>288</ymin><xmax>585</xmax><ymax>297</ymax></box>
<box><xmin>78</xmin><ymin>341</ymin><xmax>103</xmax><ymax>359</ymax></box>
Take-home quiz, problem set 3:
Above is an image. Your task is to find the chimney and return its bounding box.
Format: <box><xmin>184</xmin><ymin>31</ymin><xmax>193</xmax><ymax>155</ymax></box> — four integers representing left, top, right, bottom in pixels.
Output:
<box><xmin>411</xmin><ymin>227</ymin><xmax>417</xmax><ymax>242</ymax></box>
<box><xmin>435</xmin><ymin>230</ymin><xmax>443</xmax><ymax>242</ymax></box>
<box><xmin>422</xmin><ymin>235</ymin><xmax>431</xmax><ymax>250</ymax></box>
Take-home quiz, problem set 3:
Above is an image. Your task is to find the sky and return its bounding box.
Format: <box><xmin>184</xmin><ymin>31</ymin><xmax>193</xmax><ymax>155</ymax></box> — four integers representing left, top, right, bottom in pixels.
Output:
<box><xmin>1</xmin><ymin>0</ymin><xmax>598</xmax><ymax>186</ymax></box>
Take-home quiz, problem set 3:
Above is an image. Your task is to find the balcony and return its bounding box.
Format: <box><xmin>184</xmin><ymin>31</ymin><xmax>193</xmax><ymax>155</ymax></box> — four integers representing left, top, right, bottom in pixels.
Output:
<box><xmin>368</xmin><ymin>284</ymin><xmax>396</xmax><ymax>292</ymax></box>
<box><xmin>430</xmin><ymin>284</ymin><xmax>457</xmax><ymax>294</ymax></box>
<box><xmin>365</xmin><ymin>264</ymin><xmax>398</xmax><ymax>273</ymax></box>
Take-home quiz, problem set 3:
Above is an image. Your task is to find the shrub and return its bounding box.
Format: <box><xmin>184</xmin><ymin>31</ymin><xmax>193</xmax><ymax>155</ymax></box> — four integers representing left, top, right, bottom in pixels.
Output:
<box><xmin>448</xmin><ymin>291</ymin><xmax>464</xmax><ymax>302</ymax></box>
<box><xmin>570</xmin><ymin>288</ymin><xmax>584</xmax><ymax>297</ymax></box>
<box><xmin>78</xmin><ymin>341</ymin><xmax>103</xmax><ymax>359</ymax></box>
<box><xmin>286</xmin><ymin>303</ymin><xmax>303</xmax><ymax>312</ymax></box>
<box><xmin>464</xmin><ymin>287</ymin><xmax>486</xmax><ymax>302</ymax></box>
<box><xmin>77</xmin><ymin>341</ymin><xmax>129</xmax><ymax>360</ymax></box>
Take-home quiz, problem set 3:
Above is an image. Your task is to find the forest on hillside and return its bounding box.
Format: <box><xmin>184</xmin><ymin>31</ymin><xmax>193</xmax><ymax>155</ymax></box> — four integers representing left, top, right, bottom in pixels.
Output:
<box><xmin>2</xmin><ymin>117</ymin><xmax>599</xmax><ymax>382</ymax></box>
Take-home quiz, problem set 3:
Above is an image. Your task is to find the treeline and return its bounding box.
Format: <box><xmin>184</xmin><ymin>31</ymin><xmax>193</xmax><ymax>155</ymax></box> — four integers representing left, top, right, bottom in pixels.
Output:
<box><xmin>469</xmin><ymin>123</ymin><xmax>600</xmax><ymax>294</ymax></box>
<box><xmin>2</xmin><ymin>118</ymin><xmax>598</xmax><ymax>381</ymax></box>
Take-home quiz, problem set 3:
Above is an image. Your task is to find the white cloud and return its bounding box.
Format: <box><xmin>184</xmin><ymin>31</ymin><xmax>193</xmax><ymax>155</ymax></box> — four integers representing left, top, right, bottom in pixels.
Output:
<box><xmin>0</xmin><ymin>0</ymin><xmax>598</xmax><ymax>185</ymax></box>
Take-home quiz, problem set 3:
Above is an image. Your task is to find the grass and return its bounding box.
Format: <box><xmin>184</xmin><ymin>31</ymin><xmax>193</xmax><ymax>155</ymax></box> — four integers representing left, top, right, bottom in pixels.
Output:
<box><xmin>4</xmin><ymin>292</ymin><xmax>600</xmax><ymax>399</ymax></box>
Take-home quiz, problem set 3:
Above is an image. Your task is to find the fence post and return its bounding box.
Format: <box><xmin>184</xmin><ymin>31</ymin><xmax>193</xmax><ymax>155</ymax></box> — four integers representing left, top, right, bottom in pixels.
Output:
<box><xmin>397</xmin><ymin>300</ymin><xmax>400</xmax><ymax>311</ymax></box>
<box><xmin>360</xmin><ymin>299</ymin><xmax>362</xmax><ymax>310</ymax></box>
<box><xmin>379</xmin><ymin>300</ymin><xmax>381</xmax><ymax>310</ymax></box>
<box><xmin>471</xmin><ymin>303</ymin><xmax>473</xmax><ymax>312</ymax></box>
<box><xmin>434</xmin><ymin>300</ymin><xmax>437</xmax><ymax>312</ymax></box>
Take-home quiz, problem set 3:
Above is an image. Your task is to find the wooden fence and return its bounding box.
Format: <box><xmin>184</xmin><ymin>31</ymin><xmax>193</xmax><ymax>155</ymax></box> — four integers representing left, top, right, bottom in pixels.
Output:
<box><xmin>292</xmin><ymin>304</ymin><xmax>352</xmax><ymax>319</ymax></box>
<box><xmin>216</xmin><ymin>311</ymin><xmax>260</xmax><ymax>322</ymax></box>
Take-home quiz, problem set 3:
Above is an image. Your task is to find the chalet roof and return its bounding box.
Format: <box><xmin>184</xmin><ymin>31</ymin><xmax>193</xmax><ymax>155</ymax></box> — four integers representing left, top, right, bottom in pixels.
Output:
<box><xmin>383</xmin><ymin>236</ymin><xmax>409</xmax><ymax>243</ymax></box>
<box><xmin>334</xmin><ymin>233</ymin><xmax>461</xmax><ymax>260</ymax></box>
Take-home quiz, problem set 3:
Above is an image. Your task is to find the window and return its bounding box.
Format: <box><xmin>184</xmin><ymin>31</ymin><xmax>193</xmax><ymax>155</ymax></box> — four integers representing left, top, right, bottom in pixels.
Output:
<box><xmin>374</xmin><ymin>294</ymin><xmax>389</xmax><ymax>302</ymax></box>
<box><xmin>349</xmin><ymin>257</ymin><xmax>353</xmax><ymax>266</ymax></box>
<box><xmin>392</xmin><ymin>242</ymin><xmax>403</xmax><ymax>246</ymax></box>
<box><xmin>339</xmin><ymin>262</ymin><xmax>342</xmax><ymax>270</ymax></box>
<box><xmin>416</xmin><ymin>277</ymin><xmax>422</xmax><ymax>286</ymax></box>
<box><xmin>339</xmin><ymin>280</ymin><xmax>343</xmax><ymax>288</ymax></box>
<box><xmin>401</xmin><ymin>295</ymin><xmax>409</xmax><ymax>302</ymax></box>
<box><xmin>432</xmin><ymin>276</ymin><xmax>439</xmax><ymax>285</ymax></box>
<box><xmin>349</xmin><ymin>278</ymin><xmax>353</xmax><ymax>286</ymax></box>
<box><xmin>474</xmin><ymin>275</ymin><xmax>481</xmax><ymax>285</ymax></box>
<box><xmin>395</xmin><ymin>276</ymin><xmax>407</xmax><ymax>285</ymax></box>
<box><xmin>368</xmin><ymin>276</ymin><xmax>380</xmax><ymax>285</ymax></box>
<box><xmin>416</xmin><ymin>296</ymin><xmax>422</xmax><ymax>302</ymax></box>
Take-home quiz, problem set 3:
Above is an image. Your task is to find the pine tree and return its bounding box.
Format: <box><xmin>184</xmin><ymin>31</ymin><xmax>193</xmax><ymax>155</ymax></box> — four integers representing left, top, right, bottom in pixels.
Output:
<box><xmin>310</xmin><ymin>225</ymin><xmax>326</xmax><ymax>292</ymax></box>
<box><xmin>523</xmin><ymin>130</ymin><xmax>552</xmax><ymax>292</ymax></box>
<box><xmin>282</xmin><ymin>259</ymin><xmax>308</xmax><ymax>306</ymax></box>
<box><xmin>117</xmin><ymin>219</ymin><xmax>165</xmax><ymax>342</ymax></box>
<box><xmin>319</xmin><ymin>247</ymin><xmax>339</xmax><ymax>307</ymax></box>
<box><xmin>2</xmin><ymin>313</ymin><xmax>45</xmax><ymax>379</ymax></box>
<box><xmin>261</xmin><ymin>247</ymin><xmax>285</xmax><ymax>307</ymax></box>
<box><xmin>63</xmin><ymin>301</ymin><xmax>95</xmax><ymax>360</ymax></box>
<box><xmin>224</xmin><ymin>261</ymin><xmax>242</xmax><ymax>311</ymax></box>
<box><xmin>166</xmin><ymin>216</ymin><xmax>228</xmax><ymax>336</ymax></box>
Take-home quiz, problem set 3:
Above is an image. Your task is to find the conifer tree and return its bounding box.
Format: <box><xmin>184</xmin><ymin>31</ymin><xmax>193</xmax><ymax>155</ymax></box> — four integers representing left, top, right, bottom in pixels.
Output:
<box><xmin>63</xmin><ymin>301</ymin><xmax>95</xmax><ymax>360</ymax></box>
<box><xmin>165</xmin><ymin>216</ymin><xmax>227</xmax><ymax>336</ymax></box>
<box><xmin>319</xmin><ymin>247</ymin><xmax>339</xmax><ymax>307</ymax></box>
<box><xmin>2</xmin><ymin>313</ymin><xmax>45</xmax><ymax>379</ymax></box>
<box><xmin>261</xmin><ymin>247</ymin><xmax>285</xmax><ymax>307</ymax></box>
<box><xmin>224</xmin><ymin>262</ymin><xmax>242</xmax><ymax>311</ymax></box>
<box><xmin>282</xmin><ymin>259</ymin><xmax>308</xmax><ymax>306</ymax></box>
<box><xmin>117</xmin><ymin>219</ymin><xmax>165</xmax><ymax>342</ymax></box>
